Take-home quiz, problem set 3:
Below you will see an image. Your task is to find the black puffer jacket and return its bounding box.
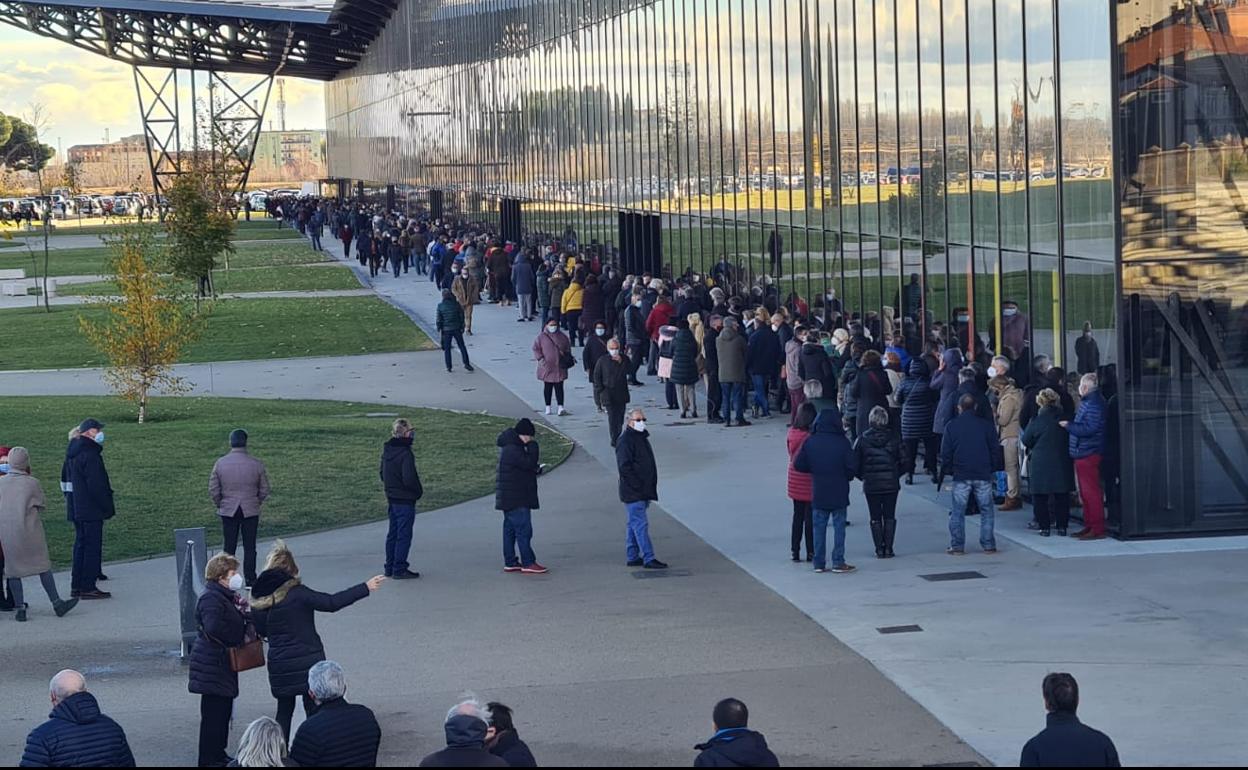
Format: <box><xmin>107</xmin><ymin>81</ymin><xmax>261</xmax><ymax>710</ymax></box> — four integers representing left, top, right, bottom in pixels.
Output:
<box><xmin>854</xmin><ymin>427</ymin><xmax>904</xmax><ymax>494</ymax></box>
<box><xmin>250</xmin><ymin>570</ymin><xmax>370</xmax><ymax>698</ymax></box>
<box><xmin>896</xmin><ymin>356</ymin><xmax>938</xmax><ymax>440</ymax></box>
<box><xmin>798</xmin><ymin>341</ymin><xmax>837</xmax><ymax>400</ymax></box>
<box><xmin>20</xmin><ymin>692</ymin><xmax>136</xmax><ymax>768</ymax></box>
<box><xmin>66</xmin><ymin>437</ymin><xmax>115</xmax><ymax>522</ymax></box>
<box><xmin>188</xmin><ymin>581</ymin><xmax>246</xmax><ymax>698</ymax></box>
<box><xmin>289</xmin><ymin>698</ymin><xmax>382</xmax><ymax>768</ymax></box>
<box><xmin>379</xmin><ymin>436</ymin><xmax>423</xmax><ymax>504</ymax></box>
<box><xmin>840</xmin><ymin>358</ymin><xmax>860</xmax><ymax>423</ymax></box>
<box><xmin>616</xmin><ymin>428</ymin><xmax>658</xmax><ymax>503</ymax></box>
<box><xmin>670</xmin><ymin>328</ymin><xmax>701</xmax><ymax>385</ymax></box>
<box><xmin>693</xmin><ymin>728</ymin><xmax>779</xmax><ymax>767</ymax></box>
<box><xmin>851</xmin><ymin>363</ymin><xmax>894</xmax><ymax>438</ymax></box>
<box><xmin>494</xmin><ymin>428</ymin><xmax>540</xmax><ymax>512</ymax></box>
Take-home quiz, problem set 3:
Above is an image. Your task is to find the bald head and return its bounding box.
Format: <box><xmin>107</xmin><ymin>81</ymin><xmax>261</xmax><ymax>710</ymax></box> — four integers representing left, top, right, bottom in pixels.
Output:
<box><xmin>50</xmin><ymin>670</ymin><xmax>86</xmax><ymax>705</ymax></box>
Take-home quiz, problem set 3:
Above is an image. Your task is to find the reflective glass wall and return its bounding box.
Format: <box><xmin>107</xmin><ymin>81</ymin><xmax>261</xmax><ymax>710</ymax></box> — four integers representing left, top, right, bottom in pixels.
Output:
<box><xmin>1116</xmin><ymin>0</ymin><xmax>1248</xmax><ymax>535</ymax></box>
<box><xmin>328</xmin><ymin>0</ymin><xmax>1116</xmax><ymax>380</ymax></box>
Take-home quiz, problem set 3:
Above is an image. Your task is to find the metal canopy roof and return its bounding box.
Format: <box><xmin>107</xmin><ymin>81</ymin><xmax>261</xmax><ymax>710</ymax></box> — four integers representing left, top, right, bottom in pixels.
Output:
<box><xmin>0</xmin><ymin>0</ymin><xmax>396</xmax><ymax>79</ymax></box>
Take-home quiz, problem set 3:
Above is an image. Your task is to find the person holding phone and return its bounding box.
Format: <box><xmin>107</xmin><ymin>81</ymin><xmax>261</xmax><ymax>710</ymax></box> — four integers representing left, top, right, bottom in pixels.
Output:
<box><xmin>494</xmin><ymin>419</ymin><xmax>549</xmax><ymax>574</ymax></box>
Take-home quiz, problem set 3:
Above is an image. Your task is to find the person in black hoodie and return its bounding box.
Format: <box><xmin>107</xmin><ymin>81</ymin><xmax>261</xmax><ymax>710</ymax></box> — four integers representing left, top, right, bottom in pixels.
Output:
<box><xmin>419</xmin><ymin>699</ymin><xmax>508</xmax><ymax>767</ymax></box>
<box><xmin>21</xmin><ymin>670</ymin><xmax>135</xmax><ymax>767</ymax></box>
<box><xmin>485</xmin><ymin>702</ymin><xmax>538</xmax><ymax>767</ymax></box>
<box><xmin>849</xmin><ymin>349</ymin><xmax>894</xmax><ymax>439</ymax></box>
<box><xmin>249</xmin><ymin>540</ymin><xmax>384</xmax><ymax>741</ymax></box>
<box><xmin>798</xmin><ymin>335</ymin><xmax>837</xmax><ymax>403</ymax></box>
<box><xmin>855</xmin><ymin>407</ymin><xmax>904</xmax><ymax>558</ymax></box>
<box><xmin>494</xmin><ymin>419</ymin><xmax>547</xmax><ymax>574</ymax></box>
<box><xmin>379</xmin><ymin>418</ymin><xmax>424</xmax><ymax>580</ymax></box>
<box><xmin>693</xmin><ymin>698</ymin><xmax>779</xmax><ymax>767</ymax></box>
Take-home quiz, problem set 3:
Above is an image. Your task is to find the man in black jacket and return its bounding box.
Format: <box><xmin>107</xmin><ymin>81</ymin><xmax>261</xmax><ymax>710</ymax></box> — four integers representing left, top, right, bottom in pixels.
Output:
<box><xmin>939</xmin><ymin>395</ymin><xmax>1002</xmax><ymax>555</ymax></box>
<box><xmin>21</xmin><ymin>670</ymin><xmax>136</xmax><ymax>767</ymax></box>
<box><xmin>485</xmin><ymin>702</ymin><xmax>538</xmax><ymax>767</ymax></box>
<box><xmin>67</xmin><ymin>418</ymin><xmax>114</xmax><ymax>600</ymax></box>
<box><xmin>704</xmin><ymin>316</ymin><xmax>723</xmax><ymax>423</ymax></box>
<box><xmin>419</xmin><ymin>699</ymin><xmax>508</xmax><ymax>767</ymax></box>
<box><xmin>693</xmin><ymin>698</ymin><xmax>779</xmax><ymax>767</ymax></box>
<box><xmin>379</xmin><ymin>418</ymin><xmax>423</xmax><ymax>579</ymax></box>
<box><xmin>1020</xmin><ymin>673</ymin><xmax>1120</xmax><ymax>767</ymax></box>
<box><xmin>616</xmin><ymin>409</ymin><xmax>667</xmax><ymax>569</ymax></box>
<box><xmin>290</xmin><ymin>661</ymin><xmax>382</xmax><ymax>768</ymax></box>
<box><xmin>494</xmin><ymin>419</ymin><xmax>547</xmax><ymax>574</ymax></box>
<box><xmin>592</xmin><ymin>339</ymin><xmax>632</xmax><ymax>447</ymax></box>
<box><xmin>437</xmin><ymin>288</ymin><xmax>474</xmax><ymax>373</ymax></box>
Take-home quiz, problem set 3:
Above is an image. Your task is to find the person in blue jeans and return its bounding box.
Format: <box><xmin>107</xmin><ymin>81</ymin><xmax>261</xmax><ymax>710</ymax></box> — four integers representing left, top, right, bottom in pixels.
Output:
<box><xmin>378</xmin><ymin>418</ymin><xmax>424</xmax><ymax>579</ymax></box>
<box><xmin>494</xmin><ymin>418</ymin><xmax>548</xmax><ymax>574</ymax></box>
<box><xmin>716</xmin><ymin>318</ymin><xmax>752</xmax><ymax>427</ymax></box>
<box><xmin>616</xmin><ymin>409</ymin><xmax>668</xmax><ymax>569</ymax></box>
<box><xmin>793</xmin><ymin>407</ymin><xmax>859</xmax><ymax>573</ymax></box>
<box><xmin>938</xmin><ymin>394</ymin><xmax>1002</xmax><ymax>554</ymax></box>
<box><xmin>745</xmin><ymin>317</ymin><xmax>783</xmax><ymax>419</ymax></box>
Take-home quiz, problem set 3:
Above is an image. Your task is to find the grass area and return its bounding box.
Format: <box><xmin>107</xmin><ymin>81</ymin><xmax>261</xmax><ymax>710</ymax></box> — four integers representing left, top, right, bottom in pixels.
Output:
<box><xmin>0</xmin><ymin>396</ymin><xmax>574</xmax><ymax>566</ymax></box>
<box><xmin>0</xmin><ymin>239</ymin><xmax>328</xmax><ymax>277</ymax></box>
<box><xmin>0</xmin><ymin>296</ymin><xmax>434</xmax><ymax>370</ymax></box>
<box><xmin>59</xmin><ymin>264</ymin><xmax>361</xmax><ymax>296</ymax></box>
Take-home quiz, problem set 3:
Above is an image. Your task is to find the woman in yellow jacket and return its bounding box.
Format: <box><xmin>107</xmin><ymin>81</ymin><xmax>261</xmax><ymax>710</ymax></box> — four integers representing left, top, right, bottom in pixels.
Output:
<box><xmin>560</xmin><ymin>278</ymin><xmax>585</xmax><ymax>347</ymax></box>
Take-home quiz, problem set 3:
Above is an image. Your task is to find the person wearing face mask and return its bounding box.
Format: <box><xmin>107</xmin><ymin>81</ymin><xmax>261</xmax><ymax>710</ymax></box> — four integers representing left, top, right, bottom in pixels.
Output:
<box><xmin>451</xmin><ymin>267</ymin><xmax>480</xmax><ymax>336</ymax></box>
<box><xmin>616</xmin><ymin>409</ymin><xmax>667</xmax><ymax>569</ymax></box>
<box><xmin>66</xmin><ymin>418</ymin><xmax>114</xmax><ymax>601</ymax></box>
<box><xmin>623</xmin><ymin>289</ymin><xmax>648</xmax><ymax>386</ymax></box>
<box><xmin>0</xmin><ymin>447</ymin><xmax>78</xmax><ymax>623</ymax></box>
<box><xmin>534</xmin><ymin>319</ymin><xmax>573</xmax><ymax>416</ymax></box>
<box><xmin>594</xmin><ymin>338</ymin><xmax>633</xmax><ymax>447</ymax></box>
<box><xmin>582</xmin><ymin>321</ymin><xmax>611</xmax><ymax>412</ymax></box>
<box><xmin>988</xmin><ymin>358</ymin><xmax>1023</xmax><ymax>511</ymax></box>
<box><xmin>189</xmin><ymin>553</ymin><xmax>249</xmax><ymax>767</ymax></box>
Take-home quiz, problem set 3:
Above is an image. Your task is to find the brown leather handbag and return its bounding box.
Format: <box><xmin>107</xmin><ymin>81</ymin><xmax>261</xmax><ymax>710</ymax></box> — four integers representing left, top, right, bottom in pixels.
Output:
<box><xmin>228</xmin><ymin>625</ymin><xmax>266</xmax><ymax>673</ymax></box>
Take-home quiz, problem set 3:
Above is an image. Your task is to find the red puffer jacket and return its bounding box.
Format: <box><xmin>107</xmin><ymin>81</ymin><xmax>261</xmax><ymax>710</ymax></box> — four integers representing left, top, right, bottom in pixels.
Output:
<box><xmin>786</xmin><ymin>427</ymin><xmax>813</xmax><ymax>502</ymax></box>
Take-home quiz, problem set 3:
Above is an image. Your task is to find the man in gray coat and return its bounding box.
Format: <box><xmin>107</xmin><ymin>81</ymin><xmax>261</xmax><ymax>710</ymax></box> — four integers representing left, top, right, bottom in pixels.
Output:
<box><xmin>208</xmin><ymin>429</ymin><xmax>271</xmax><ymax>586</ymax></box>
<box><xmin>716</xmin><ymin>317</ymin><xmax>751</xmax><ymax>427</ymax></box>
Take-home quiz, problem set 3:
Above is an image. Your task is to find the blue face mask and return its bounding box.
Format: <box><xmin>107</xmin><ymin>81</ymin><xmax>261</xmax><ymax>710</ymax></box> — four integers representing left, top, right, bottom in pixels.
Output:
<box><xmin>93</xmin><ymin>431</ymin><xmax>106</xmax><ymax>445</ymax></box>
<box><xmin>0</xmin><ymin>463</ymin><xmax>10</xmax><ymax>474</ymax></box>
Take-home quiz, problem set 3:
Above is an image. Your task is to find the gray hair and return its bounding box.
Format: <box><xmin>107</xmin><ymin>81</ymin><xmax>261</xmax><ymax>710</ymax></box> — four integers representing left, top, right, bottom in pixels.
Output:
<box><xmin>446</xmin><ymin>696</ymin><xmax>492</xmax><ymax>726</ymax></box>
<box><xmin>869</xmin><ymin>405</ymin><xmax>890</xmax><ymax>430</ymax></box>
<box><xmin>308</xmin><ymin>660</ymin><xmax>347</xmax><ymax>703</ymax></box>
<box><xmin>49</xmin><ymin>670</ymin><xmax>86</xmax><ymax>703</ymax></box>
<box><xmin>991</xmin><ymin>356</ymin><xmax>1010</xmax><ymax>374</ymax></box>
<box><xmin>235</xmin><ymin>717</ymin><xmax>287</xmax><ymax>768</ymax></box>
<box><xmin>723</xmin><ymin>316</ymin><xmax>739</xmax><ymax>331</ymax></box>
<box><xmin>803</xmin><ymin>380</ymin><xmax>823</xmax><ymax>399</ymax></box>
<box><xmin>392</xmin><ymin>418</ymin><xmax>412</xmax><ymax>438</ymax></box>
<box><xmin>1080</xmin><ymin>372</ymin><xmax>1098</xmax><ymax>391</ymax></box>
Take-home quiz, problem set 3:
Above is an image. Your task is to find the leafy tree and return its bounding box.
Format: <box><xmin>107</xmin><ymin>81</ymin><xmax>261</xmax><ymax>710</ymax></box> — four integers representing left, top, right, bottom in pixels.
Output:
<box><xmin>164</xmin><ymin>170</ymin><xmax>235</xmax><ymax>301</ymax></box>
<box><xmin>61</xmin><ymin>161</ymin><xmax>83</xmax><ymax>195</ymax></box>
<box><xmin>79</xmin><ymin>227</ymin><xmax>205</xmax><ymax>423</ymax></box>
<box><xmin>0</xmin><ymin>113</ymin><xmax>54</xmax><ymax>172</ymax></box>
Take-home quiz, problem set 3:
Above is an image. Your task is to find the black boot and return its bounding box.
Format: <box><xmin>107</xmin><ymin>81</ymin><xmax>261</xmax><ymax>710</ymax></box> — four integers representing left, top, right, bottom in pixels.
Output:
<box><xmin>883</xmin><ymin>519</ymin><xmax>897</xmax><ymax>558</ymax></box>
<box><xmin>906</xmin><ymin>472</ymin><xmax>914</xmax><ymax>485</ymax></box>
<box><xmin>870</xmin><ymin>520</ymin><xmax>885</xmax><ymax>558</ymax></box>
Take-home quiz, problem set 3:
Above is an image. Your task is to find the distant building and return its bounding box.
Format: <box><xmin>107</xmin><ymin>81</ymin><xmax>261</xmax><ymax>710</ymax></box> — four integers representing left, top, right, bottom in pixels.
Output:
<box><xmin>66</xmin><ymin>134</ymin><xmax>149</xmax><ymax>190</ymax></box>
<box><xmin>251</xmin><ymin>129</ymin><xmax>327</xmax><ymax>184</ymax></box>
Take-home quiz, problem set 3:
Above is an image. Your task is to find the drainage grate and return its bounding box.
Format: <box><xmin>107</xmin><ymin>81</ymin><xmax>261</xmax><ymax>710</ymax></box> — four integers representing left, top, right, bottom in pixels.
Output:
<box><xmin>664</xmin><ymin>421</ymin><xmax>696</xmax><ymax>427</ymax></box>
<box><xmin>877</xmin><ymin>624</ymin><xmax>923</xmax><ymax>634</ymax></box>
<box><xmin>631</xmin><ymin>569</ymin><xmax>694</xmax><ymax>579</ymax></box>
<box><xmin>919</xmin><ymin>570</ymin><xmax>986</xmax><ymax>582</ymax></box>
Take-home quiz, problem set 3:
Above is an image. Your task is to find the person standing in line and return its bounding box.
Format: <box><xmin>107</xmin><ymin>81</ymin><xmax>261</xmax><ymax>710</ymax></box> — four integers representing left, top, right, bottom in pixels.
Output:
<box><xmin>1020</xmin><ymin>673</ymin><xmax>1121</xmax><ymax>768</ymax></box>
<box><xmin>512</xmin><ymin>250</ymin><xmax>536</xmax><ymax>322</ymax></box>
<box><xmin>228</xmin><ymin>716</ymin><xmax>290</xmax><ymax>768</ymax></box>
<box><xmin>1075</xmin><ymin>321</ymin><xmax>1101</xmax><ymax>375</ymax></box>
<box><xmin>938</xmin><ymin>394</ymin><xmax>1002</xmax><ymax>555</ymax></box>
<box><xmin>670</xmin><ymin>317</ymin><xmax>701</xmax><ymax>419</ymax></box>
<box><xmin>560</xmin><ymin>275</ymin><xmax>585</xmax><ymax>347</ymax></box>
<box><xmin>250</xmin><ymin>541</ymin><xmax>384</xmax><ymax>742</ymax></box>
<box><xmin>436</xmin><ymin>289</ymin><xmax>474</xmax><ymax>373</ymax></box>
<box><xmin>379</xmin><ymin>418</ymin><xmax>424</xmax><ymax>580</ymax></box>
<box><xmin>988</xmin><ymin>357</ymin><xmax>1023</xmax><ymax>512</ymax></box>
<box><xmin>616</xmin><ymin>408</ymin><xmax>667</xmax><ymax>569</ymax></box>
<box><xmin>20</xmin><ymin>670</ymin><xmax>136</xmax><ymax>767</ymax></box>
<box><xmin>485</xmin><ymin>702</ymin><xmax>537</xmax><ymax>768</ymax></box>
<box><xmin>623</xmin><ymin>289</ymin><xmax>648</xmax><ymax>387</ymax></box>
<box><xmin>897</xmin><ymin>351</ymin><xmax>940</xmax><ymax>484</ymax></box>
<box><xmin>793</xmin><ymin>406</ymin><xmax>859</xmax><ymax>574</ymax></box>
<box><xmin>1020</xmin><ymin>388</ymin><xmax>1076</xmax><ymax>537</ymax></box>
<box><xmin>0</xmin><ymin>447</ymin><xmax>78</xmax><ymax>622</ymax></box>
<box><xmin>1062</xmin><ymin>372</ymin><xmax>1108</xmax><ymax>540</ymax></box>
<box><xmin>854</xmin><ymin>407</ymin><xmax>904</xmax><ymax>559</ymax></box>
<box><xmin>849</xmin><ymin>349</ymin><xmax>894</xmax><ymax>440</ymax></box>
<box><xmin>930</xmin><ymin>347</ymin><xmax>965</xmax><ymax>439</ymax></box>
<box><xmin>451</xmin><ymin>266</ymin><xmax>480</xmax><ymax>336</ymax></box>
<box><xmin>188</xmin><ymin>553</ymin><xmax>248</xmax><ymax>767</ymax></box>
<box><xmin>693</xmin><ymin>697</ymin><xmax>780</xmax><ymax>768</ymax></box>
<box><xmin>703</xmin><ymin>314</ymin><xmax>723</xmax><ymax>423</ymax></box>
<box><xmin>494</xmin><ymin>418</ymin><xmax>548</xmax><ymax>575</ymax></box>
<box><xmin>582</xmin><ymin>320</ymin><xmax>611</xmax><ymax>414</ymax></box>
<box><xmin>533</xmin><ymin>319</ymin><xmax>573</xmax><ymax>416</ymax></box>
<box><xmin>593</xmin><ymin>338</ymin><xmax>632</xmax><ymax>448</ymax></box>
<box><xmin>787</xmin><ymin>403</ymin><xmax>817</xmax><ymax>563</ymax></box>
<box><xmin>784</xmin><ymin>325</ymin><xmax>807</xmax><ymax>423</ymax></box>
<box><xmin>717</xmin><ymin>317</ymin><xmax>751</xmax><ymax>428</ymax></box>
<box><xmin>0</xmin><ymin>446</ymin><xmax>12</xmax><ymax>613</ymax></box>
<box><xmin>209</xmin><ymin>429</ymin><xmax>271</xmax><ymax>588</ymax></box>
<box><xmin>745</xmin><ymin>312</ymin><xmax>783</xmax><ymax>420</ymax></box>
<box><xmin>67</xmin><ymin>419</ymin><xmax>113</xmax><ymax>601</ymax></box>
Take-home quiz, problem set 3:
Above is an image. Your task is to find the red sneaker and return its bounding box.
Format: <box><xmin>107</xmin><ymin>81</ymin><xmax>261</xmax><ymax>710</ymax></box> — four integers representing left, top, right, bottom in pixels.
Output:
<box><xmin>503</xmin><ymin>566</ymin><xmax>522</xmax><ymax>573</ymax></box>
<box><xmin>520</xmin><ymin>563</ymin><xmax>549</xmax><ymax>574</ymax></box>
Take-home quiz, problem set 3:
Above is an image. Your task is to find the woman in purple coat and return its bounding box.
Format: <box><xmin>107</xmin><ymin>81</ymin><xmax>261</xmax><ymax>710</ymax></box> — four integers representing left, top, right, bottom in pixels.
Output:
<box><xmin>533</xmin><ymin>321</ymin><xmax>573</xmax><ymax>416</ymax></box>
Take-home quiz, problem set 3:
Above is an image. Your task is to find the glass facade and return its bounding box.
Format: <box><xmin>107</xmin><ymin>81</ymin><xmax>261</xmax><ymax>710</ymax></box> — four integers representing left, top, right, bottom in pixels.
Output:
<box><xmin>324</xmin><ymin>0</ymin><xmax>1248</xmax><ymax>536</ymax></box>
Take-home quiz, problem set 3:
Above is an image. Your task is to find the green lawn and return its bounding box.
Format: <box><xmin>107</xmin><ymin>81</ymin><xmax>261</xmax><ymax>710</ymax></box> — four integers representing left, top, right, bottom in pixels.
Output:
<box><xmin>0</xmin><ymin>239</ymin><xmax>329</xmax><ymax>277</ymax></box>
<box><xmin>0</xmin><ymin>296</ymin><xmax>433</xmax><ymax>370</ymax></box>
<box><xmin>59</xmin><ymin>264</ymin><xmax>361</xmax><ymax>296</ymax></box>
<box><xmin>0</xmin><ymin>396</ymin><xmax>574</xmax><ymax>566</ymax></box>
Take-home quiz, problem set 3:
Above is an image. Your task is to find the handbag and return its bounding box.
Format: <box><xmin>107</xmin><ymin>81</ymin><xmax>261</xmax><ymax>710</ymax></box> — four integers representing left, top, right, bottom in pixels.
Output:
<box><xmin>201</xmin><ymin>621</ymin><xmax>266</xmax><ymax>673</ymax></box>
<box><xmin>558</xmin><ymin>348</ymin><xmax>576</xmax><ymax>370</ymax></box>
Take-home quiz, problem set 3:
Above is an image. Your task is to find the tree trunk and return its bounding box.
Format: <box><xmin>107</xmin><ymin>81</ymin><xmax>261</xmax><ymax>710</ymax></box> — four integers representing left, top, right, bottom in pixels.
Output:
<box><xmin>138</xmin><ymin>390</ymin><xmax>147</xmax><ymax>424</ymax></box>
<box><xmin>42</xmin><ymin>219</ymin><xmax>50</xmax><ymax>312</ymax></box>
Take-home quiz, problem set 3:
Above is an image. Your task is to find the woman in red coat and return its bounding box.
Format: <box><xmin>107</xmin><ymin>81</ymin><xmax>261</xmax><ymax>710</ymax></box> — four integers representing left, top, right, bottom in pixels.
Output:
<box><xmin>787</xmin><ymin>403</ymin><xmax>817</xmax><ymax>562</ymax></box>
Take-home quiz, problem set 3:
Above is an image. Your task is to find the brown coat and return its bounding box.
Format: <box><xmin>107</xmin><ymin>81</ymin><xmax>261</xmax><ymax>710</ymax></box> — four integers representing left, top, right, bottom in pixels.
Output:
<box><xmin>991</xmin><ymin>376</ymin><xmax>1022</xmax><ymax>440</ymax></box>
<box><xmin>0</xmin><ymin>470</ymin><xmax>51</xmax><ymax>578</ymax></box>
<box><xmin>451</xmin><ymin>275</ymin><xmax>479</xmax><ymax>307</ymax></box>
<box><xmin>209</xmin><ymin>448</ymin><xmax>271</xmax><ymax>518</ymax></box>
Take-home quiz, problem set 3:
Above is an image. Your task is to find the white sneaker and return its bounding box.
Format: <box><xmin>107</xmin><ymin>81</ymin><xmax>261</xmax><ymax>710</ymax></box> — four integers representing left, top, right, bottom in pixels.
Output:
<box><xmin>545</xmin><ymin>405</ymin><xmax>552</xmax><ymax>415</ymax></box>
<box><xmin>558</xmin><ymin>406</ymin><xmax>567</xmax><ymax>416</ymax></box>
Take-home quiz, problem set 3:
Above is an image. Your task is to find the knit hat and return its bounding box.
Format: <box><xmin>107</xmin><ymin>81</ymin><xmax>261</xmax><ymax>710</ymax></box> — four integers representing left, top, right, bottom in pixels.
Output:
<box><xmin>515</xmin><ymin>418</ymin><xmax>536</xmax><ymax>437</ymax></box>
<box><xmin>6</xmin><ymin>446</ymin><xmax>29</xmax><ymax>472</ymax></box>
<box><xmin>229</xmin><ymin>429</ymin><xmax>248</xmax><ymax>448</ymax></box>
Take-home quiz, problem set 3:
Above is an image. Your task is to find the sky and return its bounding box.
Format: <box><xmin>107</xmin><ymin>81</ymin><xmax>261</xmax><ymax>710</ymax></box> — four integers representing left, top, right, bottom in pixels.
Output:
<box><xmin>0</xmin><ymin>25</ymin><xmax>326</xmax><ymax>162</ymax></box>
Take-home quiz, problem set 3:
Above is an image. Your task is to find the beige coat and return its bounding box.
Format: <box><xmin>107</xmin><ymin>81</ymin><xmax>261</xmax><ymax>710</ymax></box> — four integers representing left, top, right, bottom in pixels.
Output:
<box><xmin>991</xmin><ymin>376</ymin><xmax>1023</xmax><ymax>440</ymax></box>
<box><xmin>0</xmin><ymin>470</ymin><xmax>51</xmax><ymax>578</ymax></box>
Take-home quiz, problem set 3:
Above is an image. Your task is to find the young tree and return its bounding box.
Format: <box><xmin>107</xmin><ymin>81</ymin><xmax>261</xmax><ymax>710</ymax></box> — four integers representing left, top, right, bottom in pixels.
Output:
<box><xmin>164</xmin><ymin>170</ymin><xmax>235</xmax><ymax>302</ymax></box>
<box><xmin>79</xmin><ymin>227</ymin><xmax>204</xmax><ymax>423</ymax></box>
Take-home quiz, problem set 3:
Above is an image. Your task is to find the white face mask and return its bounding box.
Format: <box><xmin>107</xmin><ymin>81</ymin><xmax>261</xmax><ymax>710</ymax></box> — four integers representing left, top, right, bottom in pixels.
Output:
<box><xmin>609</xmin><ymin>348</ymin><xmax>621</xmax><ymax>358</ymax></box>
<box><xmin>632</xmin><ymin>420</ymin><xmax>647</xmax><ymax>432</ymax></box>
<box><xmin>596</xmin><ymin>328</ymin><xmax>606</xmax><ymax>336</ymax></box>
<box><xmin>1003</xmin><ymin>308</ymin><xmax>1018</xmax><ymax>317</ymax></box>
<box><xmin>228</xmin><ymin>573</ymin><xmax>245</xmax><ymax>591</ymax></box>
<box><xmin>547</xmin><ymin>325</ymin><xmax>559</xmax><ymax>334</ymax></box>
<box><xmin>987</xmin><ymin>366</ymin><xmax>998</xmax><ymax>378</ymax></box>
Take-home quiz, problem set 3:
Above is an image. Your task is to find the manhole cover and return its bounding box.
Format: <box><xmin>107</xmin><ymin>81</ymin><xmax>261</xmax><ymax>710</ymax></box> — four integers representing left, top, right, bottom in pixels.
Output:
<box><xmin>877</xmin><ymin>624</ymin><xmax>923</xmax><ymax>634</ymax></box>
<box><xmin>631</xmin><ymin>569</ymin><xmax>693</xmax><ymax>579</ymax></box>
<box><xmin>919</xmin><ymin>571</ymin><xmax>987</xmax><ymax>582</ymax></box>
